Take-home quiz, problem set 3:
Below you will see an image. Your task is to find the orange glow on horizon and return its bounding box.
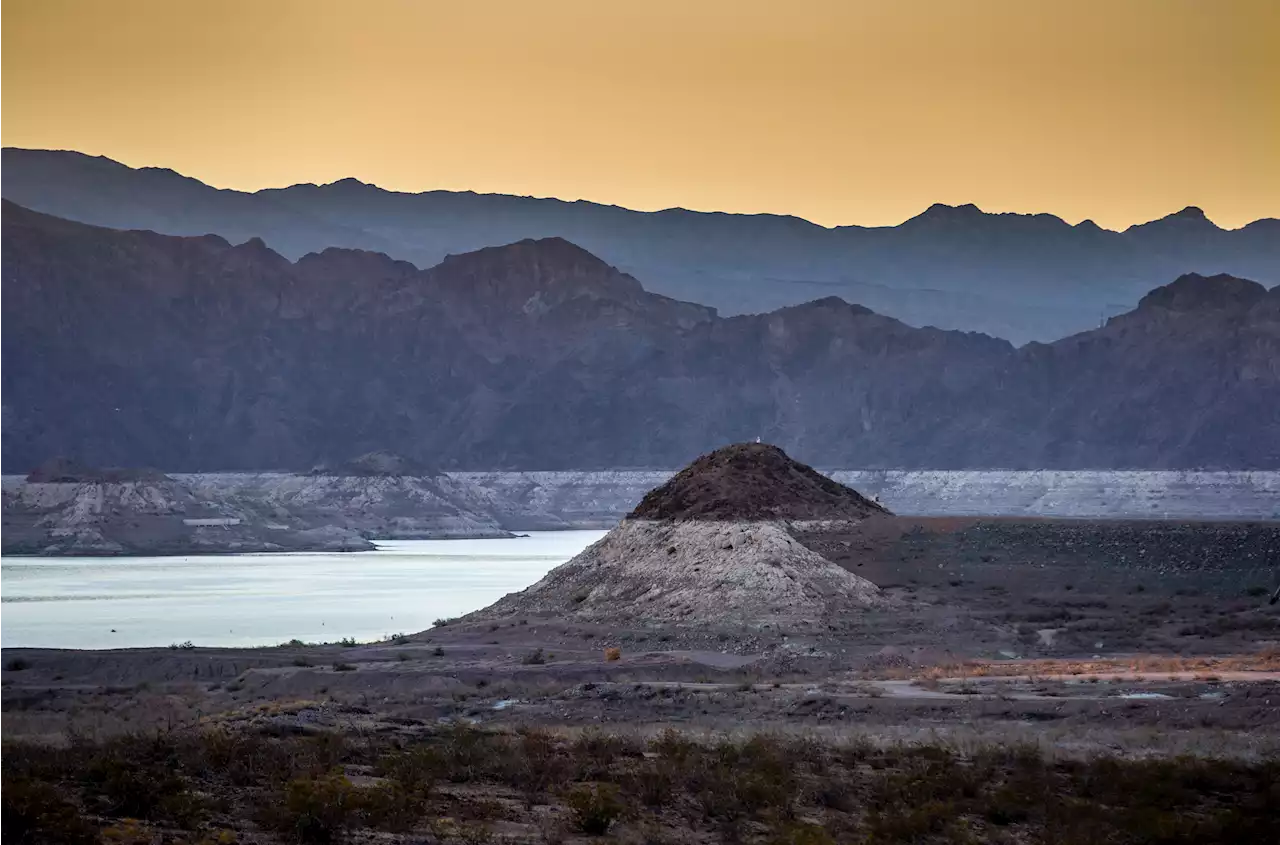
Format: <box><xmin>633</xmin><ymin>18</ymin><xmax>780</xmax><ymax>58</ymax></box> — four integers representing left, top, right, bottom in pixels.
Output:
<box><xmin>3</xmin><ymin>0</ymin><xmax>1277</xmax><ymax>229</ymax></box>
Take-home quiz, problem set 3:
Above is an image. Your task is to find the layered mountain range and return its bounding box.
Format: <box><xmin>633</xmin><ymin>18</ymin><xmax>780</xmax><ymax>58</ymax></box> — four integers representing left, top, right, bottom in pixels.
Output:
<box><xmin>4</xmin><ymin>201</ymin><xmax>1276</xmax><ymax>471</ymax></box>
<box><xmin>5</xmin><ymin>148</ymin><xmax>1278</xmax><ymax>344</ymax></box>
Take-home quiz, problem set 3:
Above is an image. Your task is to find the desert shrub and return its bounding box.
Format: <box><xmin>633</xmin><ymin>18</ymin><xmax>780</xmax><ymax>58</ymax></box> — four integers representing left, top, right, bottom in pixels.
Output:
<box><xmin>1</xmin><ymin>776</ymin><xmax>98</xmax><ymax>845</ymax></box>
<box><xmin>5</xmin><ymin>657</ymin><xmax>32</xmax><ymax>671</ymax></box>
<box><xmin>571</xmin><ymin>729</ymin><xmax>642</xmax><ymax>781</ymax></box>
<box><xmin>293</xmin><ymin>656</ymin><xmax>313</xmax><ymax>667</ymax></box>
<box><xmin>376</xmin><ymin>746</ymin><xmax>443</xmax><ymax>797</ymax></box>
<box><xmin>431</xmin><ymin>646</ymin><xmax>445</xmax><ymax>657</ymax></box>
<box><xmin>814</xmin><ymin>774</ymin><xmax>857</xmax><ymax>811</ymax></box>
<box><xmin>433</xmin><ymin>617</ymin><xmax>458</xmax><ymax>627</ymax></box>
<box><xmin>522</xmin><ymin>648</ymin><xmax>547</xmax><ymax>665</ymax></box>
<box><xmin>650</xmin><ymin>727</ymin><xmax>699</xmax><ymax>767</ymax></box>
<box><xmin>565</xmin><ymin>783</ymin><xmax>624</xmax><ymax>835</ymax></box>
<box><xmin>358</xmin><ymin>782</ymin><xmax>428</xmax><ymax>833</ymax></box>
<box><xmin>332</xmin><ymin>662</ymin><xmax>356</xmax><ymax>672</ymax></box>
<box><xmin>83</xmin><ymin>738</ymin><xmax>191</xmax><ymax>820</ymax></box>
<box><xmin>438</xmin><ymin>723</ymin><xmax>504</xmax><ymax>783</ymax></box>
<box><xmin>262</xmin><ymin>773</ymin><xmax>364</xmax><ymax>844</ymax></box>
<box><xmin>628</xmin><ymin>759</ymin><xmax>677</xmax><ymax>807</ymax></box>
<box><xmin>501</xmin><ymin>727</ymin><xmax>571</xmax><ymax>800</ymax></box>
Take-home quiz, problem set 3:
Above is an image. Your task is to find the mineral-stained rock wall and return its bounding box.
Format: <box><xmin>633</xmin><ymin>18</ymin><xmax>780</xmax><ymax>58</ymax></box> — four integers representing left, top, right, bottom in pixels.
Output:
<box><xmin>450</xmin><ymin>470</ymin><xmax>1280</xmax><ymax>526</ymax></box>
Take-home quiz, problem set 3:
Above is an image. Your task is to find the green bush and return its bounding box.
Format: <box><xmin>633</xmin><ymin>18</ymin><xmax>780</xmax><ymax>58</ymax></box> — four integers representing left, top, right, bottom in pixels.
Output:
<box><xmin>265</xmin><ymin>773</ymin><xmax>364</xmax><ymax>844</ymax></box>
<box><xmin>565</xmin><ymin>783</ymin><xmax>624</xmax><ymax>835</ymax></box>
<box><xmin>377</xmin><ymin>746</ymin><xmax>443</xmax><ymax>797</ymax></box>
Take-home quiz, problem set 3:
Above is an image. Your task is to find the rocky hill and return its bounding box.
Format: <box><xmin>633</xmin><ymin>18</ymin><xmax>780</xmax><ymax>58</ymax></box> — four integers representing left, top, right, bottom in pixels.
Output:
<box><xmin>3</xmin><ymin>202</ymin><xmax>1277</xmax><ymax>471</ymax></box>
<box><xmin>631</xmin><ymin>443</ymin><xmax>890</xmax><ymax>521</ymax></box>
<box><xmin>6</xmin><ymin>148</ymin><xmax>1278</xmax><ymax>343</ymax></box>
<box><xmin>474</xmin><ymin>445</ymin><xmax>887</xmax><ymax>629</ymax></box>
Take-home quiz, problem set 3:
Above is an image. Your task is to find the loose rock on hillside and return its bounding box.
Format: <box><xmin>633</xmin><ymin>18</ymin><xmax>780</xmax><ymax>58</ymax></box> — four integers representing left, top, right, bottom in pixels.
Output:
<box><xmin>475</xmin><ymin>443</ymin><xmax>891</xmax><ymax>630</ymax></box>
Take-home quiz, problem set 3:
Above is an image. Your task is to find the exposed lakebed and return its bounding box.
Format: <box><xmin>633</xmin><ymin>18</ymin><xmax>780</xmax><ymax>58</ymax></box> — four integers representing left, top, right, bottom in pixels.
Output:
<box><xmin>0</xmin><ymin>531</ymin><xmax>604</xmax><ymax>649</ymax></box>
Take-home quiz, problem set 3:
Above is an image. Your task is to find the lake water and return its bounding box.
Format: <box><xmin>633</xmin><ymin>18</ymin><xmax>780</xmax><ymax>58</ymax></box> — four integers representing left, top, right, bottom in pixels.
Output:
<box><xmin>0</xmin><ymin>531</ymin><xmax>605</xmax><ymax>650</ymax></box>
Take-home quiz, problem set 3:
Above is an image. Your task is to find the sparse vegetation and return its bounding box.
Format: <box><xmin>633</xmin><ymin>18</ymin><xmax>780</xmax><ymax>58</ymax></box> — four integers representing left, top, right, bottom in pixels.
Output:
<box><xmin>2</xmin><ymin>726</ymin><xmax>1277</xmax><ymax>844</ymax></box>
<box><xmin>332</xmin><ymin>662</ymin><xmax>356</xmax><ymax>672</ymax></box>
<box><xmin>522</xmin><ymin>648</ymin><xmax>547</xmax><ymax>665</ymax></box>
<box><xmin>6</xmin><ymin>657</ymin><xmax>32</xmax><ymax>672</ymax></box>
<box><xmin>564</xmin><ymin>783</ymin><xmax>623</xmax><ymax>835</ymax></box>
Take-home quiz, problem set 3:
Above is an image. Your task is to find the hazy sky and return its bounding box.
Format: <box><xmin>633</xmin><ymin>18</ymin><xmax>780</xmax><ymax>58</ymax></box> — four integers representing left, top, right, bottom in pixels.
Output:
<box><xmin>4</xmin><ymin>0</ymin><xmax>1277</xmax><ymax>229</ymax></box>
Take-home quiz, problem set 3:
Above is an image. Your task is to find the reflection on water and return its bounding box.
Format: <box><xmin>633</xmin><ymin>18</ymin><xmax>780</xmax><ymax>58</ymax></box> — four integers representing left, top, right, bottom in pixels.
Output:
<box><xmin>0</xmin><ymin>531</ymin><xmax>604</xmax><ymax>649</ymax></box>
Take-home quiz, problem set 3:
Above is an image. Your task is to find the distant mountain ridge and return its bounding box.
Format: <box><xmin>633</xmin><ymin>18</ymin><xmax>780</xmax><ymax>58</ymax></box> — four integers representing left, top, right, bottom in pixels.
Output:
<box><xmin>6</xmin><ymin>147</ymin><xmax>1277</xmax><ymax>344</ymax></box>
<box><xmin>3</xmin><ymin>201</ymin><xmax>1276</xmax><ymax>471</ymax></box>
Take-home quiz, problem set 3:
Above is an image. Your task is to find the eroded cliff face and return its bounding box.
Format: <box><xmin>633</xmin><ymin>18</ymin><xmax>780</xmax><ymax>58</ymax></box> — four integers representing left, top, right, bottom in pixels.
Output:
<box><xmin>179</xmin><ymin>472</ymin><xmax>516</xmax><ymax>540</ymax></box>
<box><xmin>450</xmin><ymin>470</ymin><xmax>1280</xmax><ymax>525</ymax></box>
<box><xmin>1</xmin><ymin>457</ymin><xmax>519</xmax><ymax>555</ymax></box>
<box><xmin>5</xmin><ymin>469</ymin><xmax>1276</xmax><ymax>556</ymax></box>
<box><xmin>1</xmin><ymin>476</ymin><xmax>373</xmax><ymax>555</ymax></box>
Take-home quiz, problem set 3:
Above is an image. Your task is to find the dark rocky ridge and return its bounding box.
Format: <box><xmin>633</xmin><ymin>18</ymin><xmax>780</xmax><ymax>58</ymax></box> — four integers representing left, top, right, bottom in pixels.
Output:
<box><xmin>5</xmin><ymin>148</ymin><xmax>1279</xmax><ymax>344</ymax></box>
<box><xmin>310</xmin><ymin>451</ymin><xmax>440</xmax><ymax>478</ymax></box>
<box><xmin>25</xmin><ymin>457</ymin><xmax>170</xmax><ymax>484</ymax></box>
<box><xmin>3</xmin><ymin>202</ymin><xmax>1277</xmax><ymax>470</ymax></box>
<box><xmin>629</xmin><ymin>443</ymin><xmax>891</xmax><ymax>521</ymax></box>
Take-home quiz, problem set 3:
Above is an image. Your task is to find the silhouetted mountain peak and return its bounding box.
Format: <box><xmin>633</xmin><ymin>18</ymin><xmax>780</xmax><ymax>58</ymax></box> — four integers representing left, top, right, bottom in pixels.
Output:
<box><xmin>908</xmin><ymin>202</ymin><xmax>985</xmax><ymax>225</ymax></box>
<box><xmin>438</xmin><ymin>236</ymin><xmax>622</xmax><ymax>280</ymax></box>
<box><xmin>1137</xmin><ymin>272</ymin><xmax>1267</xmax><ymax>313</ymax></box>
<box><xmin>430</xmin><ymin>237</ymin><xmax>646</xmax><ymax>311</ymax></box>
<box><xmin>1126</xmin><ymin>205</ymin><xmax>1220</xmax><ymax>237</ymax></box>
<box><xmin>321</xmin><ymin>176</ymin><xmax>377</xmax><ymax>193</ymax></box>
<box><xmin>776</xmin><ymin>296</ymin><xmax>875</xmax><ymax>318</ymax></box>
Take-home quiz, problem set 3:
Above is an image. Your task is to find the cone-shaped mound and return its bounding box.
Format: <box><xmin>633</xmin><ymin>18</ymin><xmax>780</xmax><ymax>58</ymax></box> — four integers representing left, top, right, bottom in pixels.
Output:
<box><xmin>630</xmin><ymin>443</ymin><xmax>891</xmax><ymax>521</ymax></box>
<box><xmin>471</xmin><ymin>443</ymin><xmax>890</xmax><ymax>630</ymax></box>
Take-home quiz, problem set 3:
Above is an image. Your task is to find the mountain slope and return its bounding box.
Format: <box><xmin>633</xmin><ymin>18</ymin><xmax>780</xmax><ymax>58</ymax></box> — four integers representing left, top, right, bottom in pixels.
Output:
<box><xmin>924</xmin><ymin>274</ymin><xmax>1280</xmax><ymax>469</ymax></box>
<box><xmin>6</xmin><ymin>148</ymin><xmax>1278</xmax><ymax>343</ymax></box>
<box><xmin>2</xmin><ymin>202</ymin><xmax>1276</xmax><ymax>470</ymax></box>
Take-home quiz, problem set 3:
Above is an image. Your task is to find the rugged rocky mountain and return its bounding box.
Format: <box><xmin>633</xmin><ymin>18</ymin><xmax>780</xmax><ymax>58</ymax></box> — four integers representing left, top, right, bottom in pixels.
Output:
<box><xmin>473</xmin><ymin>444</ymin><xmax>887</xmax><ymax>629</ymax></box>
<box><xmin>926</xmin><ymin>273</ymin><xmax>1280</xmax><ymax>469</ymax></box>
<box><xmin>3</xmin><ymin>202</ymin><xmax>1276</xmax><ymax>471</ymax></box>
<box><xmin>6</xmin><ymin>148</ymin><xmax>1278</xmax><ymax>344</ymax></box>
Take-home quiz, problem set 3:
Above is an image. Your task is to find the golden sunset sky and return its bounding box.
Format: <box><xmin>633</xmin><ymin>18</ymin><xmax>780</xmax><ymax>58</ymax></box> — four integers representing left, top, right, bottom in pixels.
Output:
<box><xmin>4</xmin><ymin>0</ymin><xmax>1277</xmax><ymax>228</ymax></box>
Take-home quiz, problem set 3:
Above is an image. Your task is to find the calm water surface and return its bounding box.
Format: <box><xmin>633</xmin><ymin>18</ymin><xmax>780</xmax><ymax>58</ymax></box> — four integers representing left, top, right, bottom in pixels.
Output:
<box><xmin>1</xmin><ymin>531</ymin><xmax>604</xmax><ymax>649</ymax></box>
